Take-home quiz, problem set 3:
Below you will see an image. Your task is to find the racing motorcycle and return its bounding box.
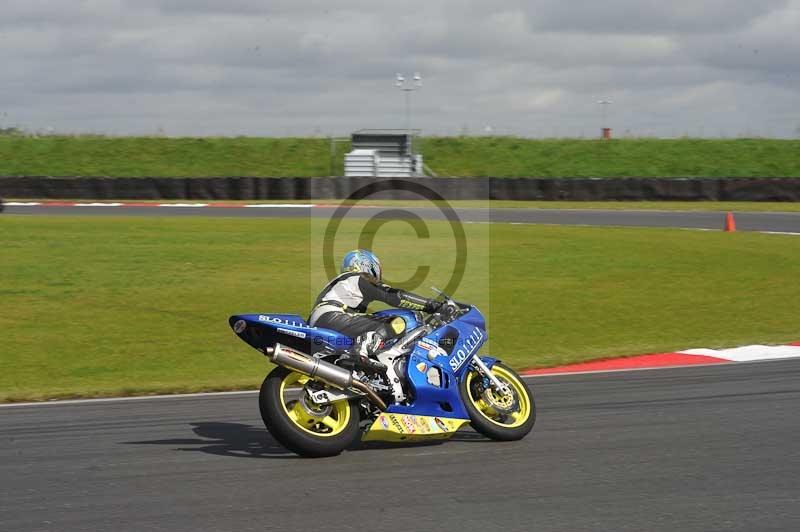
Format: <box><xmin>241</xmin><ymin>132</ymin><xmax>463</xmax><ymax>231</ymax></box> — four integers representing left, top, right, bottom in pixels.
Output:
<box><xmin>229</xmin><ymin>288</ymin><xmax>535</xmax><ymax>457</ymax></box>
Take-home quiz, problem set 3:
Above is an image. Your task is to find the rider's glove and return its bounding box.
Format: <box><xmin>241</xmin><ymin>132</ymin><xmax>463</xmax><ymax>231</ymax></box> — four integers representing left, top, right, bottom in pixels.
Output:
<box><xmin>441</xmin><ymin>300</ymin><xmax>460</xmax><ymax>320</ymax></box>
<box><xmin>397</xmin><ymin>290</ymin><xmax>444</xmax><ymax>313</ymax></box>
<box><xmin>428</xmin><ymin>300</ymin><xmax>445</xmax><ymax>313</ymax></box>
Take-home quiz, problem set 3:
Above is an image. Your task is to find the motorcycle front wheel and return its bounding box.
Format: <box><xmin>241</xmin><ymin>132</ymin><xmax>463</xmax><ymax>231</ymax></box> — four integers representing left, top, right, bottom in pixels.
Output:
<box><xmin>460</xmin><ymin>362</ymin><xmax>535</xmax><ymax>441</ymax></box>
<box><xmin>259</xmin><ymin>366</ymin><xmax>361</xmax><ymax>457</ymax></box>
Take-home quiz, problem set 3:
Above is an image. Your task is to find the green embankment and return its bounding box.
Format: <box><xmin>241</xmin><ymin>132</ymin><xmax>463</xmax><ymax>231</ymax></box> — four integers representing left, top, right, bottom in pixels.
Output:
<box><xmin>0</xmin><ymin>136</ymin><xmax>798</xmax><ymax>177</ymax></box>
<box><xmin>2</xmin><ymin>215</ymin><xmax>799</xmax><ymax>402</ymax></box>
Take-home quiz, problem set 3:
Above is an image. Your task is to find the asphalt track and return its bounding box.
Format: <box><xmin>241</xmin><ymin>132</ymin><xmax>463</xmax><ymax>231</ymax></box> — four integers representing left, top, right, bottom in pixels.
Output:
<box><xmin>2</xmin><ymin>360</ymin><xmax>799</xmax><ymax>532</ymax></box>
<box><xmin>4</xmin><ymin>204</ymin><xmax>800</xmax><ymax>232</ymax></box>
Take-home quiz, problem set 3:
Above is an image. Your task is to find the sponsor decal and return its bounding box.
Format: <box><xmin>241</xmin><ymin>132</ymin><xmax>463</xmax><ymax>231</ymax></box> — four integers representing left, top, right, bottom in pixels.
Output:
<box><xmin>233</xmin><ymin>320</ymin><xmax>246</xmax><ymax>333</ymax></box>
<box><xmin>258</xmin><ymin>315</ymin><xmax>311</xmax><ymax>328</ymax></box>
<box><xmin>389</xmin><ymin>415</ymin><xmax>405</xmax><ymax>433</ymax></box>
<box><xmin>379</xmin><ymin>415</ymin><xmax>389</xmax><ymax>430</ymax></box>
<box><xmin>418</xmin><ymin>339</ymin><xmax>437</xmax><ymax>351</ymax></box>
<box><xmin>416</xmin><ymin>362</ymin><xmax>427</xmax><ymax>373</ymax></box>
<box><xmin>415</xmin><ymin>417</ymin><xmax>430</xmax><ymax>433</ymax></box>
<box><xmin>426</xmin><ymin>367</ymin><xmax>442</xmax><ymax>387</ymax></box>
<box><xmin>419</xmin><ymin>338</ymin><xmax>449</xmax><ymax>360</ymax></box>
<box><xmin>277</xmin><ymin>327</ymin><xmax>306</xmax><ymax>339</ymax></box>
<box><xmin>401</xmin><ymin>415</ymin><xmax>417</xmax><ymax>433</ymax></box>
<box><xmin>448</xmin><ymin>328</ymin><xmax>485</xmax><ymax>371</ymax></box>
<box><xmin>434</xmin><ymin>417</ymin><xmax>449</xmax><ymax>432</ymax></box>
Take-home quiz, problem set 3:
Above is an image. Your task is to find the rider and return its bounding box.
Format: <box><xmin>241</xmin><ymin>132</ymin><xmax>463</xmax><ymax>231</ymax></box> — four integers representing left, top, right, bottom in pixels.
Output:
<box><xmin>309</xmin><ymin>249</ymin><xmax>443</xmax><ymax>360</ymax></box>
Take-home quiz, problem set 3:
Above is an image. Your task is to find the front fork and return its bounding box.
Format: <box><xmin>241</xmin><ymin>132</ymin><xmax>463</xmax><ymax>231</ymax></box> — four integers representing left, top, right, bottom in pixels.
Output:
<box><xmin>471</xmin><ymin>355</ymin><xmax>511</xmax><ymax>395</ymax></box>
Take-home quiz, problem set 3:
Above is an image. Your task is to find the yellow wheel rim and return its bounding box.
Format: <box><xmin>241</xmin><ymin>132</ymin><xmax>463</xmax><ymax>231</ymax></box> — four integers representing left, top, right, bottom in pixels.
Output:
<box><xmin>279</xmin><ymin>371</ymin><xmax>351</xmax><ymax>437</ymax></box>
<box><xmin>465</xmin><ymin>365</ymin><xmax>531</xmax><ymax>428</ymax></box>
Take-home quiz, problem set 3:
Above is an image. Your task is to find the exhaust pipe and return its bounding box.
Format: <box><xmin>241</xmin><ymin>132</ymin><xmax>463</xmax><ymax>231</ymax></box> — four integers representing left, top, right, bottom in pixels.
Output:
<box><xmin>265</xmin><ymin>344</ymin><xmax>353</xmax><ymax>388</ymax></box>
<box><xmin>350</xmin><ymin>380</ymin><xmax>388</xmax><ymax>412</ymax></box>
<box><xmin>264</xmin><ymin>344</ymin><xmax>387</xmax><ymax>410</ymax></box>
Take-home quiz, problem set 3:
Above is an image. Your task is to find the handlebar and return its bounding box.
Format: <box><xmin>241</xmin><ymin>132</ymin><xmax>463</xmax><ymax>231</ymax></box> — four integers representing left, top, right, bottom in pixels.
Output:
<box><xmin>425</xmin><ymin>302</ymin><xmax>468</xmax><ymax>328</ymax></box>
<box><xmin>426</xmin><ymin>286</ymin><xmax>470</xmax><ymax>327</ymax></box>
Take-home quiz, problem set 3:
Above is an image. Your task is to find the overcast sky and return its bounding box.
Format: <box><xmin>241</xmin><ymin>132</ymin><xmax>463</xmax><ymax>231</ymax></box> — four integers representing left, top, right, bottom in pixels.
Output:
<box><xmin>2</xmin><ymin>0</ymin><xmax>799</xmax><ymax>137</ymax></box>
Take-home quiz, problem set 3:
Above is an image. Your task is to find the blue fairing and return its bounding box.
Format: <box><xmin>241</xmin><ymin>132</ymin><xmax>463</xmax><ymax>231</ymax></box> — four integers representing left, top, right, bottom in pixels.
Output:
<box><xmin>228</xmin><ymin>313</ymin><xmax>354</xmax><ymax>352</ymax></box>
<box><xmin>387</xmin><ymin>306</ymin><xmax>493</xmax><ymax>419</ymax></box>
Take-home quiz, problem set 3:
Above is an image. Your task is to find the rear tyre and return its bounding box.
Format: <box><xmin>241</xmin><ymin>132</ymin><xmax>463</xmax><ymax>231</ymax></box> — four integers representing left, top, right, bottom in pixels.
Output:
<box><xmin>460</xmin><ymin>362</ymin><xmax>535</xmax><ymax>441</ymax></box>
<box><xmin>259</xmin><ymin>366</ymin><xmax>361</xmax><ymax>457</ymax></box>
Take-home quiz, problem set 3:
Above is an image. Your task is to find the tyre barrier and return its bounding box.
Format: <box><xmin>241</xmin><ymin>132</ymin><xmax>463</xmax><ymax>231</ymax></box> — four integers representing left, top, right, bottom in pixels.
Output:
<box><xmin>1</xmin><ymin>176</ymin><xmax>799</xmax><ymax>202</ymax></box>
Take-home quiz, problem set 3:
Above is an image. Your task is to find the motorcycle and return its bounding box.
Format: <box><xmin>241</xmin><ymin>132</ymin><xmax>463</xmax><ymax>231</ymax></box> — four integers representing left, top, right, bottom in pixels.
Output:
<box><xmin>229</xmin><ymin>288</ymin><xmax>535</xmax><ymax>457</ymax></box>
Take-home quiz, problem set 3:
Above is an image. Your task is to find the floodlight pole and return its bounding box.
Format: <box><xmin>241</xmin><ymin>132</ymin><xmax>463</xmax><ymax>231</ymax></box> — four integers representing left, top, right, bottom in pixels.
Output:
<box><xmin>395</xmin><ymin>73</ymin><xmax>422</xmax><ymax>159</ymax></box>
<box><xmin>404</xmin><ymin>90</ymin><xmax>411</xmax><ymax>133</ymax></box>
<box><xmin>598</xmin><ymin>99</ymin><xmax>612</xmax><ymax>138</ymax></box>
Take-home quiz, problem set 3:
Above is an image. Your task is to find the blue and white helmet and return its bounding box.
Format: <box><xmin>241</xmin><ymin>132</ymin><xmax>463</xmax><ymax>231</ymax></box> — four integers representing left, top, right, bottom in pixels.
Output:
<box><xmin>341</xmin><ymin>249</ymin><xmax>382</xmax><ymax>280</ymax></box>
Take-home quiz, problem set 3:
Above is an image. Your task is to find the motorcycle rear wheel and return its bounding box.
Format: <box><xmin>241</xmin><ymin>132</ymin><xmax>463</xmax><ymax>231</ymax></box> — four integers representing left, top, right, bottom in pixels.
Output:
<box><xmin>259</xmin><ymin>366</ymin><xmax>361</xmax><ymax>457</ymax></box>
<box><xmin>460</xmin><ymin>362</ymin><xmax>535</xmax><ymax>441</ymax></box>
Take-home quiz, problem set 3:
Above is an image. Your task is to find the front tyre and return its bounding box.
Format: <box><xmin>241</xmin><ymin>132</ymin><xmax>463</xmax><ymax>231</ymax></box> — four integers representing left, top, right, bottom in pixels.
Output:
<box><xmin>259</xmin><ymin>367</ymin><xmax>361</xmax><ymax>457</ymax></box>
<box><xmin>460</xmin><ymin>362</ymin><xmax>535</xmax><ymax>441</ymax></box>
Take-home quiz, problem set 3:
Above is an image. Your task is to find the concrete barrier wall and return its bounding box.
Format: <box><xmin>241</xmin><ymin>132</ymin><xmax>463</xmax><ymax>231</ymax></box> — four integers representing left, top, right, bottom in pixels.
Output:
<box><xmin>1</xmin><ymin>176</ymin><xmax>799</xmax><ymax>201</ymax></box>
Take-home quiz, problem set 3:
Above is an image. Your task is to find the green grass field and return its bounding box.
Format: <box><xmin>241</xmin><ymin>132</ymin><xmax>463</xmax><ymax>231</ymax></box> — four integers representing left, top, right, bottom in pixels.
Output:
<box><xmin>2</xmin><ymin>215</ymin><xmax>799</xmax><ymax>402</ymax></box>
<box><xmin>1</xmin><ymin>135</ymin><xmax>799</xmax><ymax>177</ymax></box>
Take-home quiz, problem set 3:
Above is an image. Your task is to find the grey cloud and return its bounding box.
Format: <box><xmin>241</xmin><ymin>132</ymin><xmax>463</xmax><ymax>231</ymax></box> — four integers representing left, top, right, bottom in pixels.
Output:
<box><xmin>1</xmin><ymin>0</ymin><xmax>798</xmax><ymax>137</ymax></box>
<box><xmin>524</xmin><ymin>0</ymin><xmax>790</xmax><ymax>34</ymax></box>
<box><xmin>681</xmin><ymin>6</ymin><xmax>800</xmax><ymax>74</ymax></box>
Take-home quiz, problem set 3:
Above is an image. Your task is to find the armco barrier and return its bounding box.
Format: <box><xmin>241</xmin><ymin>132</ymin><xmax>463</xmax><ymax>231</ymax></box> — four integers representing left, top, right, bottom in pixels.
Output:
<box><xmin>1</xmin><ymin>177</ymin><xmax>799</xmax><ymax>201</ymax></box>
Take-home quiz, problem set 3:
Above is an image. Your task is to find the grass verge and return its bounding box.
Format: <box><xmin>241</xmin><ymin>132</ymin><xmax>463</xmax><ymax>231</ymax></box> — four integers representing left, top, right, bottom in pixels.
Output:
<box><xmin>1</xmin><ymin>136</ymin><xmax>799</xmax><ymax>177</ymax></box>
<box><xmin>1</xmin><ymin>215</ymin><xmax>798</xmax><ymax>402</ymax></box>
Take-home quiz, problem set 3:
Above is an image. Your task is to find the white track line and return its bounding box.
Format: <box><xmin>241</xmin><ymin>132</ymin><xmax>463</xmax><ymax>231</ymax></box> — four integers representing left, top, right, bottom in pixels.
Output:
<box><xmin>244</xmin><ymin>204</ymin><xmax>316</xmax><ymax>208</ymax></box>
<box><xmin>680</xmin><ymin>344</ymin><xmax>800</xmax><ymax>362</ymax></box>
<box><xmin>4</xmin><ymin>201</ymin><xmax>42</xmax><ymax>206</ymax></box>
<box><xmin>74</xmin><ymin>202</ymin><xmax>124</xmax><ymax>207</ymax></box>
<box><xmin>0</xmin><ymin>389</ymin><xmax>259</xmax><ymax>408</ymax></box>
<box><xmin>523</xmin><ymin>356</ymin><xmax>799</xmax><ymax>378</ymax></box>
<box><xmin>158</xmin><ymin>203</ymin><xmax>209</xmax><ymax>207</ymax></box>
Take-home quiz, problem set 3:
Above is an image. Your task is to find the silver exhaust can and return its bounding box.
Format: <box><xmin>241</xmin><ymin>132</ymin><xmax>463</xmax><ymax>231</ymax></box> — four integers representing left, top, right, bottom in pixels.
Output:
<box><xmin>264</xmin><ymin>343</ymin><xmax>354</xmax><ymax>389</ymax></box>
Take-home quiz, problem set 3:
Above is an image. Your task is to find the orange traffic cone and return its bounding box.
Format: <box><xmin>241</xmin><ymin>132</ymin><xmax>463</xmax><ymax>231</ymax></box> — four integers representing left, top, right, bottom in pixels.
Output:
<box><xmin>724</xmin><ymin>212</ymin><xmax>737</xmax><ymax>232</ymax></box>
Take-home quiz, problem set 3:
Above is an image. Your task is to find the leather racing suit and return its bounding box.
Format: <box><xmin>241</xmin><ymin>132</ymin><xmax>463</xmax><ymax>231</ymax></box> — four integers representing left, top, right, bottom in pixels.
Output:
<box><xmin>308</xmin><ymin>272</ymin><xmax>442</xmax><ymax>343</ymax></box>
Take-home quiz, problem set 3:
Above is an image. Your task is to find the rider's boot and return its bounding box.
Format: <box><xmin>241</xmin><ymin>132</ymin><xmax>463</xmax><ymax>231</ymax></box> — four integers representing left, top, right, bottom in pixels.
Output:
<box><xmin>343</xmin><ymin>331</ymin><xmax>387</xmax><ymax>372</ymax></box>
<box><xmin>358</xmin><ymin>331</ymin><xmax>383</xmax><ymax>357</ymax></box>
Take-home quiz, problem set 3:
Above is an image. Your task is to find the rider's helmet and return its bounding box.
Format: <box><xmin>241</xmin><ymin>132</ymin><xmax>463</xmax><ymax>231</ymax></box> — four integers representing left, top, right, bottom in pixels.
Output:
<box><xmin>341</xmin><ymin>249</ymin><xmax>382</xmax><ymax>281</ymax></box>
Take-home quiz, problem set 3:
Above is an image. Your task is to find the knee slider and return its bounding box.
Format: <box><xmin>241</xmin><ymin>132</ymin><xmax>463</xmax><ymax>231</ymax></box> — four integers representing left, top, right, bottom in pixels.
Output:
<box><xmin>389</xmin><ymin>316</ymin><xmax>406</xmax><ymax>336</ymax></box>
<box><xmin>378</xmin><ymin>317</ymin><xmax>406</xmax><ymax>340</ymax></box>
